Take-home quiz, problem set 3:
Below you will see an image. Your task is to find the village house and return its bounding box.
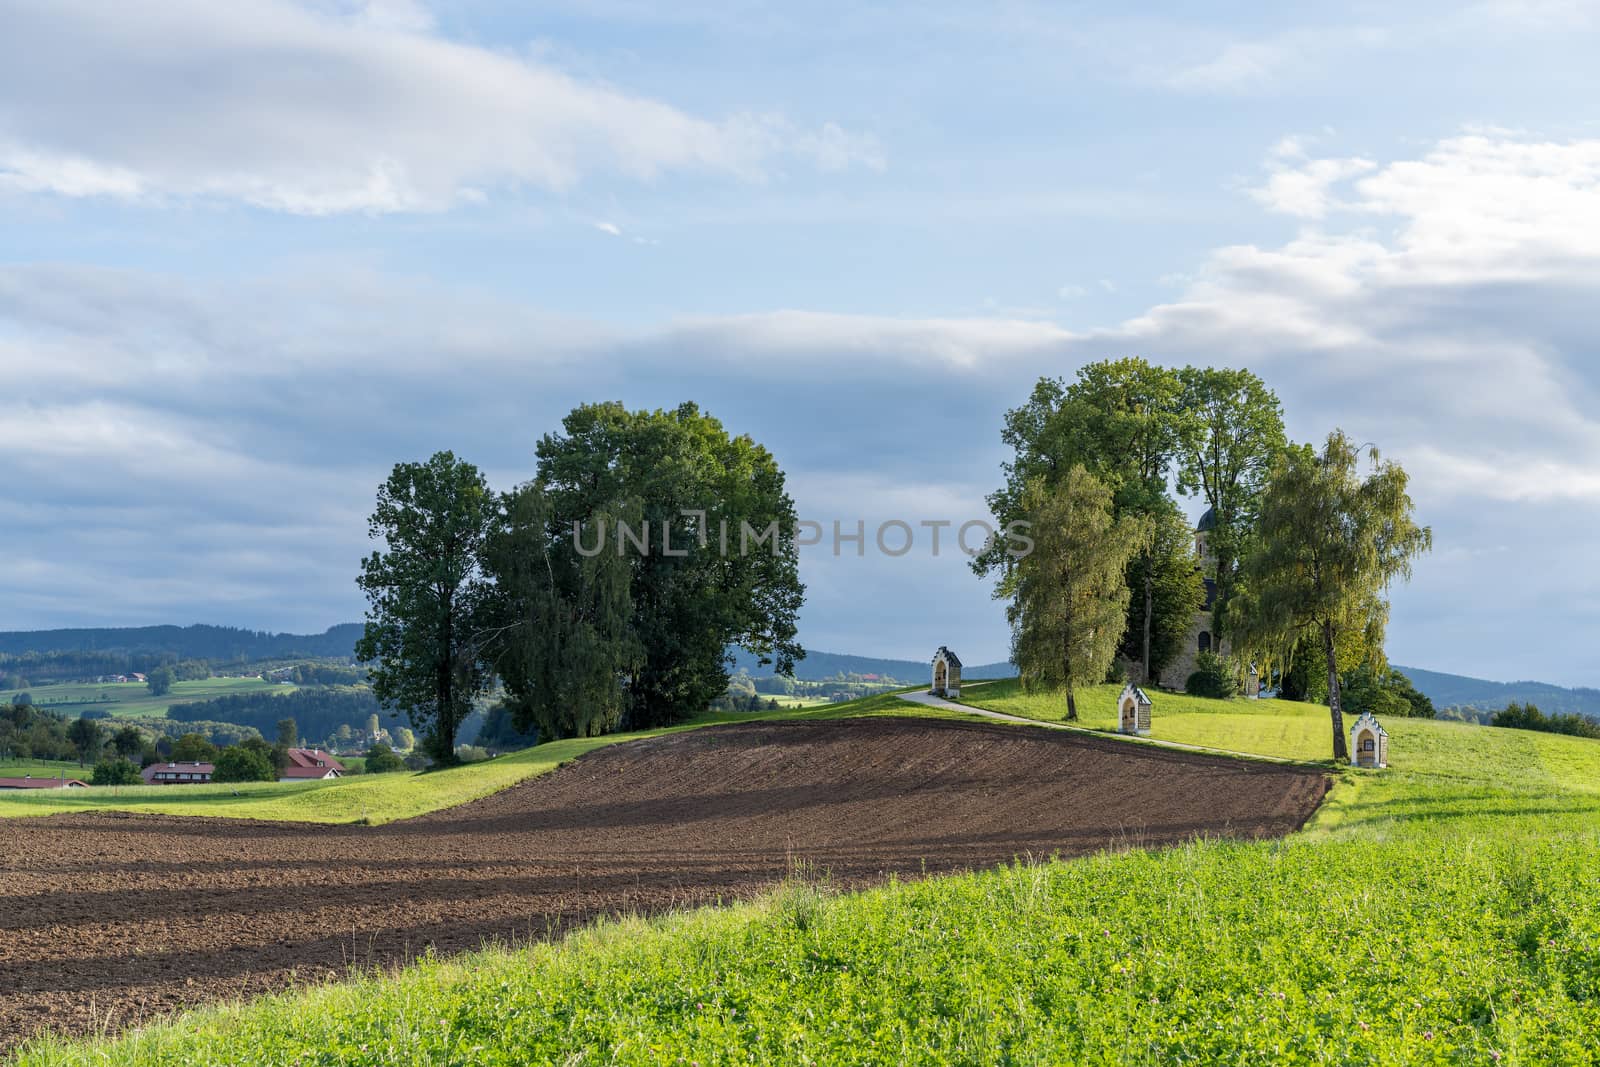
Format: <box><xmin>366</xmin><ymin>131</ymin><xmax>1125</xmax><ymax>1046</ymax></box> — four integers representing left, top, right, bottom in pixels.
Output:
<box><xmin>142</xmin><ymin>761</ymin><xmax>214</xmax><ymax>785</ymax></box>
<box><xmin>278</xmin><ymin>748</ymin><xmax>345</xmax><ymax>783</ymax></box>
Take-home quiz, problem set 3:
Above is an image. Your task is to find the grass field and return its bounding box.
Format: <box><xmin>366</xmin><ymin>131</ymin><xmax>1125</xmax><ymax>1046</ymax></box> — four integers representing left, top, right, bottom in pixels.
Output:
<box><xmin>0</xmin><ymin>677</ymin><xmax>290</xmax><ymax>719</ymax></box>
<box><xmin>0</xmin><ymin>758</ymin><xmax>89</xmax><ymax>780</ymax></box>
<box><xmin>15</xmin><ymin>687</ymin><xmax>1600</xmax><ymax>1064</ymax></box>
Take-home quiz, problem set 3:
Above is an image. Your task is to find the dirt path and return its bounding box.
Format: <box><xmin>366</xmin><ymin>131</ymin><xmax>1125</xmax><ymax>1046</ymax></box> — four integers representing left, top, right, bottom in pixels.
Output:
<box><xmin>0</xmin><ymin>717</ymin><xmax>1328</xmax><ymax>1050</ymax></box>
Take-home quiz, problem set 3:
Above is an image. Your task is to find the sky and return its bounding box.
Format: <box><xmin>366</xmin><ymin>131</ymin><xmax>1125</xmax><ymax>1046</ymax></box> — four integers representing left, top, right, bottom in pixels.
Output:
<box><xmin>3</xmin><ymin>0</ymin><xmax>1600</xmax><ymax>685</ymax></box>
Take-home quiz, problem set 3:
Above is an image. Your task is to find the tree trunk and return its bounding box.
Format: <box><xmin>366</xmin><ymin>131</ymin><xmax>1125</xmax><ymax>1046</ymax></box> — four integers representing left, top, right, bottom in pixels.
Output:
<box><xmin>1065</xmin><ymin>685</ymin><xmax>1079</xmax><ymax>722</ymax></box>
<box><xmin>1141</xmin><ymin>565</ymin><xmax>1154</xmax><ymax>687</ymax></box>
<box><xmin>1323</xmin><ymin>621</ymin><xmax>1348</xmax><ymax>762</ymax></box>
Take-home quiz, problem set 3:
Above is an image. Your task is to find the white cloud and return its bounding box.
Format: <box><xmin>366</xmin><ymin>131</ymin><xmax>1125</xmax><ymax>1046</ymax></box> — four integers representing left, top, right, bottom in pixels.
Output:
<box><xmin>0</xmin><ymin>0</ymin><xmax>881</xmax><ymax>214</ymax></box>
<box><xmin>594</xmin><ymin>221</ymin><xmax>624</xmax><ymax>237</ymax></box>
<box><xmin>1158</xmin><ymin>27</ymin><xmax>1387</xmax><ymax>93</ymax></box>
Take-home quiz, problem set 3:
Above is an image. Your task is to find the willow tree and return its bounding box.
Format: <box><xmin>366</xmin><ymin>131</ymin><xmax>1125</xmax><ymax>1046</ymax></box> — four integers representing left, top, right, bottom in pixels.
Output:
<box><xmin>481</xmin><ymin>483</ymin><xmax>640</xmax><ymax>740</ymax></box>
<box><xmin>1239</xmin><ymin>432</ymin><xmax>1431</xmax><ymax>761</ymax></box>
<box><xmin>1005</xmin><ymin>467</ymin><xmax>1145</xmax><ymax>721</ymax></box>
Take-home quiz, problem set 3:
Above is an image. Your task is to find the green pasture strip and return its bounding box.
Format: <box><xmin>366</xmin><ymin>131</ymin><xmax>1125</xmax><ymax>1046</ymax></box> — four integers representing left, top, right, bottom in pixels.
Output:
<box><xmin>1</xmin><ymin>677</ymin><xmax>292</xmax><ymax>719</ymax></box>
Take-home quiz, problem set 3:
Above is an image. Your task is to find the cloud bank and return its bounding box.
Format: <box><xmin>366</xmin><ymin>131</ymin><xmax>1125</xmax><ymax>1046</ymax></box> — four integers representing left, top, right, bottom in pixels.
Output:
<box><xmin>0</xmin><ymin>0</ymin><xmax>882</xmax><ymax>214</ymax></box>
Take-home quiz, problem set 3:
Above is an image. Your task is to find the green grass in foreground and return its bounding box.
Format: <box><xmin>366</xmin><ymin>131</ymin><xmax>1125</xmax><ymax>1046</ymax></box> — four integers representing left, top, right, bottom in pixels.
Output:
<box><xmin>0</xmin><ymin>693</ymin><xmax>965</xmax><ymax>824</ymax></box>
<box><xmin>16</xmin><ymin>687</ymin><xmax>1600</xmax><ymax>1064</ymax></box>
<box><xmin>0</xmin><ymin>677</ymin><xmax>291</xmax><ymax>719</ymax></box>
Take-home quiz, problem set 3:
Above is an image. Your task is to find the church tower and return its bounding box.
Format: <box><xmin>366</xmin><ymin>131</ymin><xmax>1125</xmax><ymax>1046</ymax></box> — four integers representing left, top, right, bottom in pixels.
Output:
<box><xmin>1157</xmin><ymin>508</ymin><xmax>1226</xmax><ymax>691</ymax></box>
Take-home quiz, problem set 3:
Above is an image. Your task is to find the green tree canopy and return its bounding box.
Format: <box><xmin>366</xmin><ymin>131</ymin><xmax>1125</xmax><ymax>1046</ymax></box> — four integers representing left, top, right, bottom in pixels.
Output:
<box><xmin>512</xmin><ymin>401</ymin><xmax>805</xmax><ymax>729</ymax></box>
<box><xmin>66</xmin><ymin>715</ymin><xmax>103</xmax><ymax>767</ymax></box>
<box><xmin>213</xmin><ymin>745</ymin><xmax>276</xmax><ymax>783</ymax></box>
<box><xmin>1175</xmin><ymin>366</ymin><xmax>1286</xmax><ymax>642</ymax></box>
<box><xmin>1003</xmin><ymin>467</ymin><xmax>1145</xmax><ymax>721</ymax></box>
<box><xmin>170</xmin><ymin>732</ymin><xmax>219</xmax><ymax>763</ymax></box>
<box><xmin>145</xmin><ymin>666</ymin><xmax>174</xmax><ymax>697</ymax></box>
<box><xmin>363</xmin><ymin>742</ymin><xmax>407</xmax><ymax>774</ymax></box>
<box><xmin>91</xmin><ymin>757</ymin><xmax>142</xmax><ymax>786</ymax></box>
<box><xmin>1237</xmin><ymin>431</ymin><xmax>1432</xmax><ymax>760</ymax></box>
<box><xmin>356</xmin><ymin>451</ymin><xmax>495</xmax><ymax>764</ymax></box>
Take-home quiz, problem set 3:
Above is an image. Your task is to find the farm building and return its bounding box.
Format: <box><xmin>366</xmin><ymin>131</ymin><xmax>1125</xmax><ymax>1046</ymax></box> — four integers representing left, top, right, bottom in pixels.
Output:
<box><xmin>278</xmin><ymin>748</ymin><xmax>345</xmax><ymax>782</ymax></box>
<box><xmin>1117</xmin><ymin>684</ymin><xmax>1153</xmax><ymax>736</ymax></box>
<box><xmin>0</xmin><ymin>775</ymin><xmax>89</xmax><ymax>789</ymax></box>
<box><xmin>1349</xmin><ymin>713</ymin><xmax>1389</xmax><ymax>769</ymax></box>
<box><xmin>930</xmin><ymin>647</ymin><xmax>962</xmax><ymax>699</ymax></box>
<box><xmin>142</xmin><ymin>761</ymin><xmax>214</xmax><ymax>785</ymax></box>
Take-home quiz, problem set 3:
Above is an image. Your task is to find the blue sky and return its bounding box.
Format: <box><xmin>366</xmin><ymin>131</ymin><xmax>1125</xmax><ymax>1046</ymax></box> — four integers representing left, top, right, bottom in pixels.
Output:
<box><xmin>4</xmin><ymin>0</ymin><xmax>1600</xmax><ymax>684</ymax></box>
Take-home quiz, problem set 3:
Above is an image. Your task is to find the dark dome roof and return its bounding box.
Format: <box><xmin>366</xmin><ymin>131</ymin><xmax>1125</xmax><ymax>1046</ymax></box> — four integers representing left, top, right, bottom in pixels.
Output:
<box><xmin>1196</xmin><ymin>507</ymin><xmax>1217</xmax><ymax>533</ymax></box>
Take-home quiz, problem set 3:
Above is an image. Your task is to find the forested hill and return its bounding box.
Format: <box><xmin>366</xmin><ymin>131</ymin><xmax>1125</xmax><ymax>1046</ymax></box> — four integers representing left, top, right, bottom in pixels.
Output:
<box><xmin>728</xmin><ymin>648</ymin><xmax>1016</xmax><ymax>682</ymax></box>
<box><xmin>0</xmin><ymin>623</ymin><xmax>361</xmax><ymax>661</ymax></box>
<box><xmin>1393</xmin><ymin>665</ymin><xmax>1600</xmax><ymax>717</ymax></box>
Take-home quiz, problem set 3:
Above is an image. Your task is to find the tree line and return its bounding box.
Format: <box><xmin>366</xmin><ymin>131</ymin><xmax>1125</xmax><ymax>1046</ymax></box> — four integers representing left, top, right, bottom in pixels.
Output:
<box><xmin>983</xmin><ymin>359</ymin><xmax>1431</xmax><ymax>761</ymax></box>
<box><xmin>357</xmin><ymin>401</ymin><xmax>806</xmax><ymax>762</ymax></box>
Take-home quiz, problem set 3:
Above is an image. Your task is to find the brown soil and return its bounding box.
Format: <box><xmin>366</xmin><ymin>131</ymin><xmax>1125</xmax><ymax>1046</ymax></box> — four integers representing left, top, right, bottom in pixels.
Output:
<box><xmin>0</xmin><ymin>717</ymin><xmax>1327</xmax><ymax>1050</ymax></box>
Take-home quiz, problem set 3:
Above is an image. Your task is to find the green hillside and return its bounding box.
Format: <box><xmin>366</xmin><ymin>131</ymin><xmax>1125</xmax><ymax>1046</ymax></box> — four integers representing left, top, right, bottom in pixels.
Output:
<box><xmin>14</xmin><ymin>689</ymin><xmax>1600</xmax><ymax>1064</ymax></box>
<box><xmin>0</xmin><ymin>677</ymin><xmax>291</xmax><ymax>719</ymax></box>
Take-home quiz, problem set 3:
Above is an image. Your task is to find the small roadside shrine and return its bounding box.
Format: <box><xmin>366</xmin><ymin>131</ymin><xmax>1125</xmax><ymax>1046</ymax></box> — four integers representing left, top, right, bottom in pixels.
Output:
<box><xmin>1117</xmin><ymin>684</ymin><xmax>1153</xmax><ymax>736</ymax></box>
<box><xmin>931</xmin><ymin>646</ymin><xmax>962</xmax><ymax>699</ymax></box>
<box><xmin>1349</xmin><ymin>712</ymin><xmax>1389</xmax><ymax>769</ymax></box>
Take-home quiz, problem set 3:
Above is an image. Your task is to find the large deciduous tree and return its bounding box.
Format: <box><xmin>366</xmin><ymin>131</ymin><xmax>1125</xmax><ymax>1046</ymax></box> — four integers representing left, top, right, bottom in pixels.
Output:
<box><xmin>1004</xmin><ymin>467</ymin><xmax>1145</xmax><ymax>721</ymax></box>
<box><xmin>1237</xmin><ymin>431</ymin><xmax>1432</xmax><ymax>760</ymax></box>
<box><xmin>1176</xmin><ymin>366</ymin><xmax>1287</xmax><ymax>645</ymax></box>
<box><xmin>975</xmin><ymin>358</ymin><xmax>1200</xmax><ymax>684</ymax></box>
<box><xmin>482</xmin><ymin>484</ymin><xmax>640</xmax><ymax>739</ymax></box>
<box><xmin>514</xmin><ymin>402</ymin><xmax>804</xmax><ymax>729</ymax></box>
<box><xmin>355</xmin><ymin>451</ymin><xmax>494</xmax><ymax>763</ymax></box>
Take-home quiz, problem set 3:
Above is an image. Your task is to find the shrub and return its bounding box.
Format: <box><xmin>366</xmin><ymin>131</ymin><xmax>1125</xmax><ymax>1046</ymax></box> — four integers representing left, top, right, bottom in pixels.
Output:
<box><xmin>1185</xmin><ymin>651</ymin><xmax>1238</xmax><ymax>699</ymax></box>
<box><xmin>90</xmin><ymin>756</ymin><xmax>142</xmax><ymax>786</ymax></box>
<box><xmin>212</xmin><ymin>745</ymin><xmax>276</xmax><ymax>783</ymax></box>
<box><xmin>363</xmin><ymin>742</ymin><xmax>406</xmax><ymax>774</ymax></box>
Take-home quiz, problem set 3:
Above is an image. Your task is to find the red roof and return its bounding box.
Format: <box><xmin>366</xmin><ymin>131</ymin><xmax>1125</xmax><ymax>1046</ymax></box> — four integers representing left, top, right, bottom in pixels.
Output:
<box><xmin>0</xmin><ymin>776</ymin><xmax>89</xmax><ymax>789</ymax></box>
<box><xmin>284</xmin><ymin>748</ymin><xmax>346</xmax><ymax>773</ymax></box>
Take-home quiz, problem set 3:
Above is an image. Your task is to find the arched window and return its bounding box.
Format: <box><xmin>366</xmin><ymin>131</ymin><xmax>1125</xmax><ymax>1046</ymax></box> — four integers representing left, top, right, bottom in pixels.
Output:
<box><xmin>1198</xmin><ymin>631</ymin><xmax>1212</xmax><ymax>653</ymax></box>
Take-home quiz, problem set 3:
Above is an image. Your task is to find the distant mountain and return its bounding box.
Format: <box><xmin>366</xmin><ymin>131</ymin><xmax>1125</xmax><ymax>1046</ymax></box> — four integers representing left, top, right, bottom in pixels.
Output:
<box><xmin>729</xmin><ymin>648</ymin><xmax>1016</xmax><ymax>683</ymax></box>
<box><xmin>1394</xmin><ymin>665</ymin><xmax>1600</xmax><ymax>718</ymax></box>
<box><xmin>0</xmin><ymin>624</ymin><xmax>362</xmax><ymax>662</ymax></box>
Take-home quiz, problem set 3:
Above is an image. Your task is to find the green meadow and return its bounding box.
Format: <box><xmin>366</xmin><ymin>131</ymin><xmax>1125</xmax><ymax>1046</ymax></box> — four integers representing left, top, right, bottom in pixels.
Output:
<box><xmin>0</xmin><ymin>677</ymin><xmax>289</xmax><ymax>719</ymax></box>
<box><xmin>13</xmin><ymin>689</ymin><xmax>1600</xmax><ymax>1065</ymax></box>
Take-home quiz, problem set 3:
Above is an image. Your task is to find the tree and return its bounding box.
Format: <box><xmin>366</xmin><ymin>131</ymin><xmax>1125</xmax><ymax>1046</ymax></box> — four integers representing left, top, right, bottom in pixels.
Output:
<box><xmin>1185</xmin><ymin>651</ymin><xmax>1239</xmax><ymax>699</ymax></box>
<box><xmin>170</xmin><ymin>732</ymin><xmax>219</xmax><ymax>762</ymax></box>
<box><xmin>146</xmin><ymin>666</ymin><xmax>175</xmax><ymax>697</ymax></box>
<box><xmin>392</xmin><ymin>726</ymin><xmax>416</xmax><ymax>751</ymax></box>
<box><xmin>1238</xmin><ymin>431</ymin><xmax>1432</xmax><ymax>760</ymax></box>
<box><xmin>67</xmin><ymin>715</ymin><xmax>103</xmax><ymax>767</ymax></box>
<box><xmin>91</xmin><ymin>757</ymin><xmax>142</xmax><ymax>786</ymax></box>
<box><xmin>356</xmin><ymin>451</ymin><xmax>495</xmax><ymax>764</ymax></box>
<box><xmin>1119</xmin><ymin>500</ymin><xmax>1206</xmax><ymax>683</ymax></box>
<box><xmin>514</xmin><ymin>401</ymin><xmax>805</xmax><ymax>729</ymax></box>
<box><xmin>212</xmin><ymin>745</ymin><xmax>276</xmax><ymax>783</ymax></box>
<box><xmin>276</xmin><ymin>718</ymin><xmax>298</xmax><ymax>748</ymax></box>
<box><xmin>1003</xmin><ymin>467</ymin><xmax>1144</xmax><ymax>721</ymax></box>
<box><xmin>112</xmin><ymin>724</ymin><xmax>145</xmax><ymax>760</ymax></box>
<box><xmin>976</xmin><ymin>360</ymin><xmax>1197</xmax><ymax>685</ymax></box>
<box><xmin>484</xmin><ymin>483</ymin><xmax>641</xmax><ymax>739</ymax></box>
<box><xmin>363</xmin><ymin>742</ymin><xmax>406</xmax><ymax>774</ymax></box>
<box><xmin>1176</xmin><ymin>366</ymin><xmax>1287</xmax><ymax>645</ymax></box>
